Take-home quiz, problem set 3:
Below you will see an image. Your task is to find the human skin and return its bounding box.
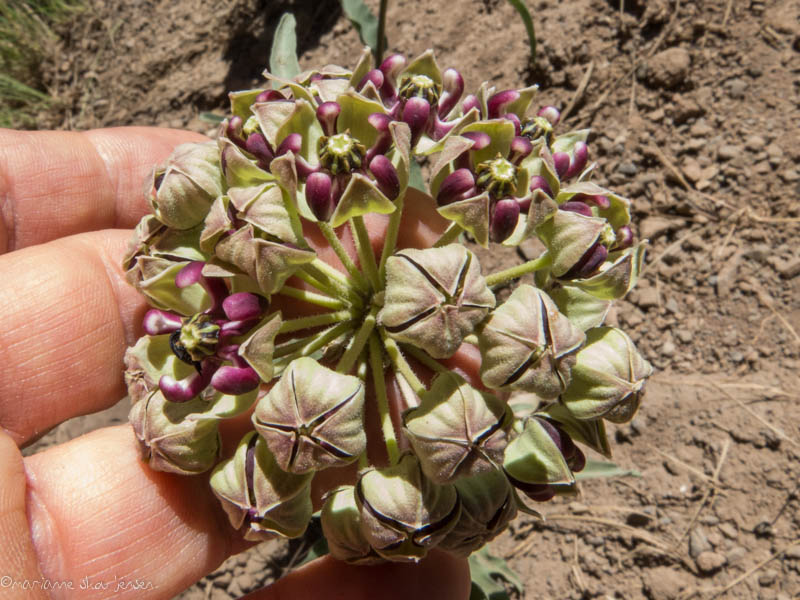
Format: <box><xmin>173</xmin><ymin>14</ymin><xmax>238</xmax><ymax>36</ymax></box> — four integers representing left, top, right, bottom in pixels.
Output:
<box><xmin>0</xmin><ymin>127</ymin><xmax>472</xmax><ymax>600</ymax></box>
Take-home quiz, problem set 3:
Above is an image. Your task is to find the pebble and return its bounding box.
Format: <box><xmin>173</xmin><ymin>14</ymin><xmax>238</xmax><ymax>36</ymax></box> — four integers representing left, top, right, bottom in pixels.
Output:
<box><xmin>689</xmin><ymin>527</ymin><xmax>711</xmax><ymax>558</ymax></box>
<box><xmin>661</xmin><ymin>340</ymin><xmax>676</xmax><ymax>357</ymax></box>
<box><xmin>778</xmin><ymin>258</ymin><xmax>800</xmax><ymax>279</ymax></box>
<box><xmin>727</xmin><ymin>546</ymin><xmax>748</xmax><ymax>564</ymax></box>
<box><xmin>695</xmin><ymin>551</ymin><xmax>727</xmax><ymax>574</ymax></box>
<box><xmin>719</xmin><ymin>522</ymin><xmax>738</xmax><ymax>539</ymax></box>
<box><xmin>717</xmin><ymin>144</ymin><xmax>740</xmax><ymax>161</ymax></box>
<box><xmin>682</xmin><ymin>157</ymin><xmax>703</xmax><ymax>182</ymax></box>
<box><xmin>636</xmin><ymin>287</ymin><xmax>660</xmax><ymax>309</ymax></box>
<box><xmin>758</xmin><ymin>569</ymin><xmax>778</xmax><ymax>586</ymax></box>
<box><xmin>676</xmin><ymin>329</ymin><xmax>693</xmax><ymax>344</ymax></box>
<box><xmin>689</xmin><ymin>120</ymin><xmax>713</xmax><ymax>137</ymax></box>
<box><xmin>726</xmin><ymin>78</ymin><xmax>748</xmax><ymax>98</ymax></box>
<box><xmin>618</xmin><ymin>162</ymin><xmax>639</xmax><ymax>176</ymax></box>
<box><xmin>642</xmin><ymin>566</ymin><xmax>686</xmax><ymax>600</ymax></box>
<box><xmin>569</xmin><ymin>501</ymin><xmax>589</xmax><ymax>514</ymax></box>
<box><xmin>665</xmin><ymin>297</ymin><xmax>679</xmax><ymax>314</ymax></box>
<box><xmin>786</xmin><ymin>544</ymin><xmax>800</xmax><ymax>560</ymax></box>
<box><xmin>745</xmin><ymin>135</ymin><xmax>767</xmax><ymax>151</ymax></box>
<box><xmin>647</xmin><ymin>47</ymin><xmax>691</xmax><ymax>88</ymax></box>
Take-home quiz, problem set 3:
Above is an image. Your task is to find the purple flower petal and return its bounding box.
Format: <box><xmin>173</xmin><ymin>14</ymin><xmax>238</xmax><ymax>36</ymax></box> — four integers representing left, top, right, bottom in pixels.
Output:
<box><xmin>487</xmin><ymin>89</ymin><xmax>519</xmax><ymax>119</ymax></box>
<box><xmin>560</xmin><ymin>201</ymin><xmax>593</xmax><ymax>217</ymax></box>
<box><xmin>537</xmin><ymin>105</ymin><xmax>561</xmax><ymax>125</ymax></box>
<box><xmin>245</xmin><ymin>132</ymin><xmax>274</xmax><ymax>170</ymax></box>
<box><xmin>613</xmin><ymin>225</ymin><xmax>634</xmax><ymax>250</ymax></box>
<box><xmin>357</xmin><ymin>69</ymin><xmax>384</xmax><ymax>93</ymax></box>
<box><xmin>505</xmin><ymin>112</ymin><xmax>522</xmax><ymax>136</ymax></box>
<box><xmin>437</xmin><ymin>168</ymin><xmax>477</xmax><ymax>206</ymax></box>
<box><xmin>529</xmin><ymin>175</ymin><xmax>553</xmax><ymax>198</ymax></box>
<box><xmin>438</xmin><ymin>68</ymin><xmax>464</xmax><ymax>117</ymax></box>
<box><xmin>553</xmin><ymin>152</ymin><xmax>570</xmax><ymax>178</ymax></box>
<box><xmin>175</xmin><ymin>261</ymin><xmax>204</xmax><ymax>288</ymax></box>
<box><xmin>564</xmin><ymin>141</ymin><xmax>588</xmax><ymax>179</ymax></box>
<box><xmin>316</xmin><ymin>101</ymin><xmax>341</xmax><ymax>136</ymax></box>
<box><xmin>490</xmin><ymin>198</ymin><xmax>521</xmax><ymax>243</ymax></box>
<box><xmin>255</xmin><ymin>90</ymin><xmax>285</xmax><ymax>103</ymax></box>
<box><xmin>379</xmin><ymin>54</ymin><xmax>407</xmax><ymax>98</ymax></box>
<box><xmin>222</xmin><ymin>292</ymin><xmax>262</xmax><ymax>321</ymax></box>
<box><xmin>573</xmin><ymin>193</ymin><xmax>610</xmax><ymax>209</ymax></box>
<box><xmin>563</xmin><ymin>243</ymin><xmax>608</xmax><ymax>280</ymax></box>
<box><xmin>306</xmin><ymin>172</ymin><xmax>335</xmax><ymax>222</ymax></box>
<box><xmin>369</xmin><ymin>155</ymin><xmax>400</xmax><ymax>200</ymax></box>
<box><xmin>461</xmin><ymin>94</ymin><xmax>480</xmax><ymax>114</ymax></box>
<box><xmin>461</xmin><ymin>131</ymin><xmax>491</xmax><ymax>151</ymax></box>
<box><xmin>276</xmin><ymin>133</ymin><xmax>302</xmax><ymax>157</ymax></box>
<box><xmin>142</xmin><ymin>309</ymin><xmax>183</xmax><ymax>335</ymax></box>
<box><xmin>159</xmin><ymin>366</ymin><xmax>215</xmax><ymax>403</ymax></box>
<box><xmin>510</xmin><ymin>136</ymin><xmax>533</xmax><ymax>164</ymax></box>
<box><xmin>211</xmin><ymin>365</ymin><xmax>261</xmax><ymax>395</ymax></box>
<box><xmin>402</xmin><ymin>97</ymin><xmax>431</xmax><ymax>144</ymax></box>
<box><xmin>226</xmin><ymin>116</ymin><xmax>246</xmax><ymax>148</ymax></box>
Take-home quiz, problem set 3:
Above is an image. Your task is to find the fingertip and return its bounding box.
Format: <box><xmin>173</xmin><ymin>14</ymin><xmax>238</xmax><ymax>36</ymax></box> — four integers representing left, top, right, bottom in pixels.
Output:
<box><xmin>244</xmin><ymin>550</ymin><xmax>470</xmax><ymax>600</ymax></box>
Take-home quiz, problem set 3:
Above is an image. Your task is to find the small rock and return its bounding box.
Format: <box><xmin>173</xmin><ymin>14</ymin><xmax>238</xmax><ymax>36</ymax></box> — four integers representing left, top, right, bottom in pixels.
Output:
<box><xmin>661</xmin><ymin>340</ymin><xmax>676</xmax><ymax>357</ymax></box>
<box><xmin>766</xmin><ymin>143</ymin><xmax>784</xmax><ymax>160</ymax></box>
<box><xmin>237</xmin><ymin>573</ymin><xmax>257</xmax><ymax>592</ymax></box>
<box><xmin>785</xmin><ymin>544</ymin><xmax>800</xmax><ymax>560</ymax></box>
<box><xmin>619</xmin><ymin>162</ymin><xmax>639</xmax><ymax>176</ymax></box>
<box><xmin>727</xmin><ymin>546</ymin><xmax>747</xmax><ymax>564</ymax></box>
<box><xmin>682</xmin><ymin>157</ymin><xmax>703</xmax><ymax>183</ymax></box>
<box><xmin>664</xmin><ymin>297</ymin><xmax>680</xmax><ymax>314</ymax></box>
<box><xmin>569</xmin><ymin>501</ymin><xmax>589</xmax><ymax>515</ymax></box>
<box><xmin>647</xmin><ymin>48</ymin><xmax>691</xmax><ymax>89</ymax></box>
<box><xmin>719</xmin><ymin>522</ymin><xmax>738</xmax><ymax>539</ymax></box>
<box><xmin>586</xmin><ymin>535</ymin><xmax>604</xmax><ymax>547</ymax></box>
<box><xmin>636</xmin><ymin>287</ymin><xmax>660</xmax><ymax>309</ymax></box>
<box><xmin>689</xmin><ymin>527</ymin><xmax>712</xmax><ymax>558</ymax></box>
<box><xmin>745</xmin><ymin>135</ymin><xmax>767</xmax><ymax>151</ymax></box>
<box><xmin>689</xmin><ymin>120</ymin><xmax>713</xmax><ymax>137</ymax></box>
<box><xmin>717</xmin><ymin>144</ymin><xmax>740</xmax><ymax>161</ymax></box>
<box><xmin>758</xmin><ymin>569</ymin><xmax>778</xmax><ymax>586</ymax></box>
<box><xmin>726</xmin><ymin>78</ymin><xmax>747</xmax><ymax>99</ymax></box>
<box><xmin>642</xmin><ymin>566</ymin><xmax>686</xmax><ymax>599</ymax></box>
<box><xmin>716</xmin><ymin>250</ymin><xmax>743</xmax><ymax>298</ymax></box>
<box><xmin>676</xmin><ymin>329</ymin><xmax>693</xmax><ymax>344</ymax></box>
<box><xmin>695</xmin><ymin>551</ymin><xmax>726</xmax><ymax>574</ymax></box>
<box><xmin>777</xmin><ymin>258</ymin><xmax>800</xmax><ymax>279</ymax></box>
<box><xmin>213</xmin><ymin>571</ymin><xmax>233</xmax><ymax>587</ymax></box>
<box><xmin>640</xmin><ymin>216</ymin><xmax>683</xmax><ymax>240</ymax></box>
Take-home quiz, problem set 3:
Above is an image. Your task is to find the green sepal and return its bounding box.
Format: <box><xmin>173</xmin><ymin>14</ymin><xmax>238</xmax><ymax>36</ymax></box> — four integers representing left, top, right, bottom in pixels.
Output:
<box><xmin>549</xmin><ymin>285</ymin><xmax>611</xmax><ymax>331</ymax></box>
<box><xmin>542</xmin><ymin>403</ymin><xmax>612</xmax><ymax>458</ymax></box>
<box><xmin>329</xmin><ymin>172</ymin><xmax>396</xmax><ymax>228</ymax></box>
<box><xmin>336</xmin><ymin>90</ymin><xmax>387</xmax><ymax>149</ymax></box>
<box><xmin>228</xmin><ymin>182</ymin><xmax>299</xmax><ymax>244</ymax></box>
<box><xmin>460</xmin><ymin>120</ymin><xmax>516</xmax><ymax>166</ymax></box>
<box><xmin>551</xmin><ymin>129</ymin><xmax>590</xmax><ymax>154</ymax></box>
<box><xmin>400</xmin><ymin>49</ymin><xmax>443</xmax><ymax>86</ymax></box>
<box><xmin>569</xmin><ymin>242</ymin><xmax>646</xmax><ymax>300</ymax></box>
<box><xmin>556</xmin><ymin>181</ymin><xmax>631</xmax><ymax>229</ymax></box>
<box><xmin>229</xmin><ymin>88</ymin><xmax>268</xmax><ymax>119</ymax></box>
<box><xmin>218</xmin><ymin>135</ymin><xmax>274</xmax><ymax>188</ymax></box>
<box><xmin>503</xmin><ymin>417</ymin><xmax>576</xmax><ymax>487</ymax></box>
<box><xmin>238</xmin><ymin>311</ymin><xmax>283</xmax><ymax>382</ymax></box>
<box><xmin>437</xmin><ymin>192</ymin><xmax>491</xmax><ymax>247</ymax></box>
<box><xmin>139</xmin><ymin>261</ymin><xmax>213</xmax><ymax>315</ymax></box>
<box><xmin>536</xmin><ymin>209</ymin><xmax>606</xmax><ymax>278</ymax></box>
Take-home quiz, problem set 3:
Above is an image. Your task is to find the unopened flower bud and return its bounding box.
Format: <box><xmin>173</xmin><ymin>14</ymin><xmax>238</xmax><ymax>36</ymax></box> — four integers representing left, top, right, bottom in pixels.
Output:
<box><xmin>253</xmin><ymin>357</ymin><xmax>366</xmax><ymax>473</ymax></box>
<box><xmin>316</xmin><ymin>101</ymin><xmax>341</xmax><ymax>136</ymax></box>
<box><xmin>552</xmin><ymin>151</ymin><xmax>571</xmax><ymax>178</ymax></box>
<box><xmin>490</xmin><ymin>198</ymin><xmax>521</xmax><ymax>243</ymax></box>
<box><xmin>479</xmin><ymin>285</ymin><xmax>585</xmax><ymax>399</ymax></box>
<box><xmin>210</xmin><ymin>432</ymin><xmax>313</xmax><ymax>541</ymax></box>
<box><xmin>149</xmin><ymin>141</ymin><xmax>224</xmax><ymax>229</ymax></box>
<box><xmin>305</xmin><ymin>172</ymin><xmax>335</xmax><ymax>221</ymax></box>
<box><xmin>379</xmin><ymin>245</ymin><xmax>496</xmax><ymax>358</ymax></box>
<box><xmin>321</xmin><ymin>486</ymin><xmax>382</xmax><ymax>564</ymax></box>
<box><xmin>437</xmin><ymin>168</ymin><xmax>477</xmax><ymax>206</ymax></box>
<box><xmin>529</xmin><ymin>175</ymin><xmax>554</xmax><ymax>197</ymax></box>
<box><xmin>537</xmin><ymin>105</ymin><xmax>561</xmax><ymax>125</ymax></box>
<box><xmin>369</xmin><ymin>154</ymin><xmax>401</xmax><ymax>199</ymax></box>
<box><xmin>404</xmin><ymin>373</ymin><xmax>511</xmax><ymax>484</ymax></box>
<box><xmin>356</xmin><ymin>454</ymin><xmax>461</xmax><ymax>562</ymax></box>
<box><xmin>563</xmin><ymin>141</ymin><xmax>588</xmax><ymax>179</ymax></box>
<box><xmin>562</xmin><ymin>243</ymin><xmax>608</xmax><ymax>280</ymax></box>
<box><xmin>487</xmin><ymin>89</ymin><xmax>519</xmax><ymax>119</ymax></box>
<box><xmin>402</xmin><ymin>97</ymin><xmax>431</xmax><ymax>144</ymax></box>
<box><xmin>244</xmin><ymin>132</ymin><xmax>274</xmax><ymax>170</ymax></box>
<box><xmin>439</xmin><ymin>469</ymin><xmax>517</xmax><ymax>556</ymax></box>
<box><xmin>561</xmin><ymin>327</ymin><xmax>652</xmax><ymax>423</ymax></box>
<box><xmin>129</xmin><ymin>390</ymin><xmax>221</xmax><ymax>475</ymax></box>
<box><xmin>438</xmin><ymin>68</ymin><xmax>464</xmax><ymax>117</ymax></box>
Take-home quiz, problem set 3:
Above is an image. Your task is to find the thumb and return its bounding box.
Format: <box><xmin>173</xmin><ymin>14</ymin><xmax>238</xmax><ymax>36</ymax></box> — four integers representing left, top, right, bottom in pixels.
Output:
<box><xmin>0</xmin><ymin>429</ymin><xmax>47</xmax><ymax>599</ymax></box>
<box><xmin>242</xmin><ymin>549</ymin><xmax>470</xmax><ymax>600</ymax></box>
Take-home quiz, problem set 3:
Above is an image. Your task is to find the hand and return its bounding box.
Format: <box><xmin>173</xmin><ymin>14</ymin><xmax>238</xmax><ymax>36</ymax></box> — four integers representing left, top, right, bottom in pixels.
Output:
<box><xmin>0</xmin><ymin>127</ymin><xmax>471</xmax><ymax>599</ymax></box>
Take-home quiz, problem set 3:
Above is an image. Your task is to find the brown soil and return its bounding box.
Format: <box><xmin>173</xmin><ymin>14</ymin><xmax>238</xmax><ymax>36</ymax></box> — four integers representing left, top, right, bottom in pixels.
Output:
<box><xmin>28</xmin><ymin>0</ymin><xmax>800</xmax><ymax>598</ymax></box>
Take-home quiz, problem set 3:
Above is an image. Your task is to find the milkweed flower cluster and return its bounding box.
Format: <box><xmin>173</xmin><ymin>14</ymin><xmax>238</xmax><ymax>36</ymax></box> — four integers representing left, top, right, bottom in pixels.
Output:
<box><xmin>123</xmin><ymin>48</ymin><xmax>651</xmax><ymax>563</ymax></box>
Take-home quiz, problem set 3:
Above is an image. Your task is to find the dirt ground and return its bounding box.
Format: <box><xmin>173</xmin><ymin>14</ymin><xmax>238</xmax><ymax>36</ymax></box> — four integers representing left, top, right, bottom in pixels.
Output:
<box><xmin>26</xmin><ymin>0</ymin><xmax>800</xmax><ymax>598</ymax></box>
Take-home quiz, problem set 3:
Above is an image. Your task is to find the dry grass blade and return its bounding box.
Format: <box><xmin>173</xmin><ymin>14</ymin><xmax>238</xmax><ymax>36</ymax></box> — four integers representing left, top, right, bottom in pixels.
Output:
<box><xmin>707</xmin><ymin>539</ymin><xmax>800</xmax><ymax>598</ymax></box>
<box><xmin>560</xmin><ymin>61</ymin><xmax>594</xmax><ymax>122</ymax></box>
<box><xmin>648</xmin><ymin>445</ymin><xmax>718</xmax><ymax>485</ymax></box>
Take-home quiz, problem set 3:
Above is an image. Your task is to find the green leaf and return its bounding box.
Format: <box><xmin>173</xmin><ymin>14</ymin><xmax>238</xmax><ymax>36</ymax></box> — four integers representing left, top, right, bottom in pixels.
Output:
<box><xmin>468</xmin><ymin>545</ymin><xmax>524</xmax><ymax>600</ymax></box>
<box><xmin>270</xmin><ymin>13</ymin><xmax>301</xmax><ymax>84</ymax></box>
<box><xmin>409</xmin><ymin>158</ymin><xmax>426</xmax><ymax>192</ymax></box>
<box><xmin>339</xmin><ymin>0</ymin><xmax>381</xmax><ymax>51</ymax></box>
<box><xmin>576</xmin><ymin>459</ymin><xmax>641</xmax><ymax>480</ymax></box>
<box><xmin>505</xmin><ymin>0</ymin><xmax>537</xmax><ymax>63</ymax></box>
<box><xmin>199</xmin><ymin>112</ymin><xmax>225</xmax><ymax>124</ymax></box>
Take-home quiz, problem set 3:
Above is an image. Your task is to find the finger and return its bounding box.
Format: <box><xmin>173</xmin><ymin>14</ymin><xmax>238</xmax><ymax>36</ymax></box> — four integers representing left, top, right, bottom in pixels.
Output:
<box><xmin>23</xmin><ymin>425</ymin><xmax>248</xmax><ymax>599</ymax></box>
<box><xmin>244</xmin><ymin>550</ymin><xmax>470</xmax><ymax>600</ymax></box>
<box><xmin>0</xmin><ymin>127</ymin><xmax>206</xmax><ymax>253</ymax></box>
<box><xmin>0</xmin><ymin>230</ymin><xmax>145</xmax><ymax>446</ymax></box>
<box><xmin>0</xmin><ymin>430</ymin><xmax>48</xmax><ymax>599</ymax></box>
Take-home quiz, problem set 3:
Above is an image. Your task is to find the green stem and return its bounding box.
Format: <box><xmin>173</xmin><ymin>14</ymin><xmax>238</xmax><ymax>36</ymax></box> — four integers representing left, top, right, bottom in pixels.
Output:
<box><xmin>485</xmin><ymin>252</ymin><xmax>551</xmax><ymax>287</ymax></box>
<box><xmin>401</xmin><ymin>344</ymin><xmax>449</xmax><ymax>375</ymax></box>
<box><xmin>276</xmin><ymin>286</ymin><xmax>347</xmax><ymax>311</ymax></box>
<box><xmin>301</xmin><ymin>262</ymin><xmax>362</xmax><ymax>307</ymax></box>
<box><xmin>279</xmin><ymin>310</ymin><xmax>354</xmax><ymax>334</ymax></box>
<box><xmin>273</xmin><ymin>320</ymin><xmax>355</xmax><ymax>364</ymax></box>
<box><xmin>317</xmin><ymin>221</ymin><xmax>370</xmax><ymax>293</ymax></box>
<box><xmin>378</xmin><ymin>193</ymin><xmax>404</xmax><ymax>282</ymax></box>
<box><xmin>351</xmin><ymin>216</ymin><xmax>381</xmax><ymax>291</ymax></box>
<box><xmin>376</xmin><ymin>0</ymin><xmax>389</xmax><ymax>63</ymax></box>
<box><xmin>336</xmin><ymin>307</ymin><xmax>377</xmax><ymax>374</ymax></box>
<box><xmin>369</xmin><ymin>333</ymin><xmax>399</xmax><ymax>464</ymax></box>
<box><xmin>433</xmin><ymin>222</ymin><xmax>462</xmax><ymax>248</ymax></box>
<box><xmin>379</xmin><ymin>328</ymin><xmax>426</xmax><ymax>397</ymax></box>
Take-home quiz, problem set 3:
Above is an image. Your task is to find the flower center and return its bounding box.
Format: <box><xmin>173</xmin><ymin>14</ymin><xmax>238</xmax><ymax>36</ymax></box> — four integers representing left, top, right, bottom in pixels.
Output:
<box><xmin>520</xmin><ymin>116</ymin><xmax>553</xmax><ymax>143</ymax></box>
<box><xmin>398</xmin><ymin>74</ymin><xmax>442</xmax><ymax>105</ymax></box>
<box><xmin>476</xmin><ymin>155</ymin><xmax>518</xmax><ymax>199</ymax></box>
<box><xmin>318</xmin><ymin>132</ymin><xmax>366</xmax><ymax>175</ymax></box>
<box><xmin>171</xmin><ymin>313</ymin><xmax>220</xmax><ymax>366</ymax></box>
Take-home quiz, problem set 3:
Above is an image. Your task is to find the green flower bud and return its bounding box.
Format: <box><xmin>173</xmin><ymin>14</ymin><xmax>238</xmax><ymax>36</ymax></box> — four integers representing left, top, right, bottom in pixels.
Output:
<box><xmin>320</xmin><ymin>486</ymin><xmax>382</xmax><ymax>564</ymax></box>
<box><xmin>404</xmin><ymin>373</ymin><xmax>511</xmax><ymax>484</ymax></box>
<box><xmin>439</xmin><ymin>469</ymin><xmax>517</xmax><ymax>557</ymax></box>
<box><xmin>478</xmin><ymin>284</ymin><xmax>585</xmax><ymax>399</ymax></box>
<box><xmin>148</xmin><ymin>141</ymin><xmax>225</xmax><ymax>229</ymax></box>
<box><xmin>356</xmin><ymin>454</ymin><xmax>461</xmax><ymax>562</ymax></box>
<box><xmin>379</xmin><ymin>244</ymin><xmax>495</xmax><ymax>359</ymax></box>
<box><xmin>253</xmin><ymin>357</ymin><xmax>366</xmax><ymax>474</ymax></box>
<box><xmin>129</xmin><ymin>390</ymin><xmax>221</xmax><ymax>475</ymax></box>
<box><xmin>210</xmin><ymin>432</ymin><xmax>313</xmax><ymax>541</ymax></box>
<box><xmin>561</xmin><ymin>327</ymin><xmax>653</xmax><ymax>423</ymax></box>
